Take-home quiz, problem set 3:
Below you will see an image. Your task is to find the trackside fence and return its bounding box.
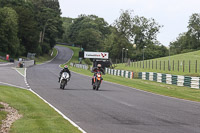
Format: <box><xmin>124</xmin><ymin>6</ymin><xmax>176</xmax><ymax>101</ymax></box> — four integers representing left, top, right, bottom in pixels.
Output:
<box><xmin>70</xmin><ymin>64</ymin><xmax>200</xmax><ymax>89</ymax></box>
<box><xmin>70</xmin><ymin>63</ymin><xmax>89</xmax><ymax>70</ymax></box>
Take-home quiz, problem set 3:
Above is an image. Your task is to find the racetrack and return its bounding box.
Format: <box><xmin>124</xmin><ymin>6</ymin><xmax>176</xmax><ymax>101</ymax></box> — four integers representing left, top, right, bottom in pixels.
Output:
<box><xmin>26</xmin><ymin>46</ymin><xmax>200</xmax><ymax>133</ymax></box>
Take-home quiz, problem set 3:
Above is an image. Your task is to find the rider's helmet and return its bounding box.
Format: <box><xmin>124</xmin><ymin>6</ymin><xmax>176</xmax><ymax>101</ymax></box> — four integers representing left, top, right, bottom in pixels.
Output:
<box><xmin>64</xmin><ymin>65</ymin><xmax>68</xmax><ymax>69</ymax></box>
<box><xmin>97</xmin><ymin>64</ymin><xmax>101</xmax><ymax>69</ymax></box>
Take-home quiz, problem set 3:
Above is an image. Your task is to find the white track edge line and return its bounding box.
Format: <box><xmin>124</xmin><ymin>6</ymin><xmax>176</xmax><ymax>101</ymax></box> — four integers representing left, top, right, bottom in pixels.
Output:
<box><xmin>0</xmin><ymin>81</ymin><xmax>27</xmax><ymax>90</ymax></box>
<box><xmin>13</xmin><ymin>67</ymin><xmax>25</xmax><ymax>77</ymax></box>
<box><xmin>25</xmin><ymin>56</ymin><xmax>87</xmax><ymax>133</ymax></box>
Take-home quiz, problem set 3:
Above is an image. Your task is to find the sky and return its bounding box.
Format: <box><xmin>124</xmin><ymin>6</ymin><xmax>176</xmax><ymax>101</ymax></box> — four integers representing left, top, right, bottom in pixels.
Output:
<box><xmin>58</xmin><ymin>0</ymin><xmax>200</xmax><ymax>46</ymax></box>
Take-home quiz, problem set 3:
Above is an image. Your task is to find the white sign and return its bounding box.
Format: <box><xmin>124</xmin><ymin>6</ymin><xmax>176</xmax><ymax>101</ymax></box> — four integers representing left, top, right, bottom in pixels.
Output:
<box><xmin>84</xmin><ymin>51</ymin><xmax>109</xmax><ymax>59</ymax></box>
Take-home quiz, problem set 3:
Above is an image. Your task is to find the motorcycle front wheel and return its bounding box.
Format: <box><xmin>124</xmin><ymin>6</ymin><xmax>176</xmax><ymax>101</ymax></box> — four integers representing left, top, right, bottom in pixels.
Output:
<box><xmin>60</xmin><ymin>80</ymin><xmax>67</xmax><ymax>89</ymax></box>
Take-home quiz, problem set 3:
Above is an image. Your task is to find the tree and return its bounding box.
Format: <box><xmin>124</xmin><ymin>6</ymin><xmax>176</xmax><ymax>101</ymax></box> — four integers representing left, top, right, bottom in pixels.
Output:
<box><xmin>27</xmin><ymin>0</ymin><xmax>63</xmax><ymax>54</ymax></box>
<box><xmin>15</xmin><ymin>5</ymin><xmax>40</xmax><ymax>54</ymax></box>
<box><xmin>0</xmin><ymin>7</ymin><xmax>20</xmax><ymax>56</ymax></box>
<box><xmin>68</xmin><ymin>15</ymin><xmax>110</xmax><ymax>51</ymax></box>
<box><xmin>103</xmin><ymin>28</ymin><xmax>133</xmax><ymax>60</ymax></box>
<box><xmin>114</xmin><ymin>10</ymin><xmax>164</xmax><ymax>60</ymax></box>
<box><xmin>114</xmin><ymin>10</ymin><xmax>162</xmax><ymax>50</ymax></box>
<box><xmin>77</xmin><ymin>28</ymin><xmax>102</xmax><ymax>51</ymax></box>
<box><xmin>187</xmin><ymin>13</ymin><xmax>200</xmax><ymax>49</ymax></box>
<box><xmin>61</xmin><ymin>17</ymin><xmax>74</xmax><ymax>43</ymax></box>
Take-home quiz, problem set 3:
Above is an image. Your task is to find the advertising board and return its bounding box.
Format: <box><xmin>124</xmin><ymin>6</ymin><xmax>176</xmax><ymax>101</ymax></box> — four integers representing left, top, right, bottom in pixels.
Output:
<box><xmin>84</xmin><ymin>51</ymin><xmax>109</xmax><ymax>59</ymax></box>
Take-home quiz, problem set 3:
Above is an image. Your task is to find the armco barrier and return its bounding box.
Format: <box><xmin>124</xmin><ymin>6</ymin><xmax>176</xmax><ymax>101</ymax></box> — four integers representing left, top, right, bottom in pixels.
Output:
<box><xmin>138</xmin><ymin>72</ymin><xmax>200</xmax><ymax>89</ymax></box>
<box><xmin>15</xmin><ymin>60</ymin><xmax>35</xmax><ymax>68</ymax></box>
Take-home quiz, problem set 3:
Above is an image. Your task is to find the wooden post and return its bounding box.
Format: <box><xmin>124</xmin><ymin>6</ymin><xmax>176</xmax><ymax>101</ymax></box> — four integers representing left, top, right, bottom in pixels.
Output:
<box><xmin>173</xmin><ymin>60</ymin><xmax>174</xmax><ymax>71</ymax></box>
<box><xmin>156</xmin><ymin>60</ymin><xmax>157</xmax><ymax>70</ymax></box>
<box><xmin>152</xmin><ymin>60</ymin><xmax>153</xmax><ymax>69</ymax></box>
<box><xmin>178</xmin><ymin>60</ymin><xmax>179</xmax><ymax>72</ymax></box>
<box><xmin>160</xmin><ymin>61</ymin><xmax>161</xmax><ymax>70</ymax></box>
<box><xmin>164</xmin><ymin>61</ymin><xmax>165</xmax><ymax>71</ymax></box>
<box><xmin>183</xmin><ymin>60</ymin><xmax>184</xmax><ymax>72</ymax></box>
<box><xmin>196</xmin><ymin>60</ymin><xmax>197</xmax><ymax>73</ymax></box>
<box><xmin>149</xmin><ymin>60</ymin><xmax>150</xmax><ymax>69</ymax></box>
<box><xmin>189</xmin><ymin>60</ymin><xmax>191</xmax><ymax>73</ymax></box>
<box><xmin>146</xmin><ymin>60</ymin><xmax>147</xmax><ymax>68</ymax></box>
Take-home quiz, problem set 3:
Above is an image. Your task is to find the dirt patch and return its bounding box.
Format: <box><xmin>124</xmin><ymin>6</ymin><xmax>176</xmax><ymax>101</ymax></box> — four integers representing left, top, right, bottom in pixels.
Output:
<box><xmin>0</xmin><ymin>102</ymin><xmax>22</xmax><ymax>133</ymax></box>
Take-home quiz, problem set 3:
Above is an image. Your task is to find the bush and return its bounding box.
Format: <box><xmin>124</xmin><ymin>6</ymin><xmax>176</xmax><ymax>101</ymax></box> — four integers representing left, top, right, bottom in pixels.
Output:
<box><xmin>84</xmin><ymin>58</ymin><xmax>92</xmax><ymax>65</ymax></box>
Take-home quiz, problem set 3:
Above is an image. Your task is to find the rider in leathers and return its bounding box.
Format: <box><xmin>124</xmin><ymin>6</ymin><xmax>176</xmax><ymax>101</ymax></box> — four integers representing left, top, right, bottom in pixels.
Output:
<box><xmin>58</xmin><ymin>65</ymin><xmax>71</xmax><ymax>82</ymax></box>
<box><xmin>91</xmin><ymin>64</ymin><xmax>105</xmax><ymax>85</ymax></box>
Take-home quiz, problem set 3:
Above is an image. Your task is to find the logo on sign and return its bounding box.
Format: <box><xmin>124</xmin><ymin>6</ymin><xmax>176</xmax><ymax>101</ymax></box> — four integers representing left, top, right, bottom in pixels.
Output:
<box><xmin>101</xmin><ymin>53</ymin><xmax>107</xmax><ymax>58</ymax></box>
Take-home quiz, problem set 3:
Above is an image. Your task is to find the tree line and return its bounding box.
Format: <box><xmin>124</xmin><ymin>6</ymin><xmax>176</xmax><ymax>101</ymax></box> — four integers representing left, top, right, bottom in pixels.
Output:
<box><xmin>170</xmin><ymin>13</ymin><xmax>200</xmax><ymax>55</ymax></box>
<box><xmin>61</xmin><ymin>10</ymin><xmax>200</xmax><ymax>61</ymax></box>
<box><xmin>60</xmin><ymin>10</ymin><xmax>168</xmax><ymax>61</ymax></box>
<box><xmin>0</xmin><ymin>0</ymin><xmax>63</xmax><ymax>57</ymax></box>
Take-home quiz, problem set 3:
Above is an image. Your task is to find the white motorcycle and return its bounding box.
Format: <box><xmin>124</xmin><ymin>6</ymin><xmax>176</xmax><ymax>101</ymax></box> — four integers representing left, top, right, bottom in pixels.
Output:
<box><xmin>60</xmin><ymin>72</ymin><xmax>70</xmax><ymax>89</ymax></box>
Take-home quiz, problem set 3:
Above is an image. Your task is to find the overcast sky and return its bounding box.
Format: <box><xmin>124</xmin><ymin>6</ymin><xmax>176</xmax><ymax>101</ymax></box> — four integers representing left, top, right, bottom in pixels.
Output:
<box><xmin>59</xmin><ymin>0</ymin><xmax>200</xmax><ymax>46</ymax></box>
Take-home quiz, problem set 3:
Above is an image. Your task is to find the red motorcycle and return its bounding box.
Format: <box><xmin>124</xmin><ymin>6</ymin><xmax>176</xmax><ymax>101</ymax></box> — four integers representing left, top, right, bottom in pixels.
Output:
<box><xmin>93</xmin><ymin>71</ymin><xmax>103</xmax><ymax>91</ymax></box>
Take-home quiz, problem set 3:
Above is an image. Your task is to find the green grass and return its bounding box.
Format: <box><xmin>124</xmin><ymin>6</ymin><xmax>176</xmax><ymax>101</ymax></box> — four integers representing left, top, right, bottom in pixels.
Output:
<box><xmin>34</xmin><ymin>48</ymin><xmax>58</xmax><ymax>64</ymax></box>
<box><xmin>0</xmin><ymin>103</ymin><xmax>7</xmax><ymax>127</ymax></box>
<box><xmin>56</xmin><ymin>45</ymin><xmax>88</xmax><ymax>67</ymax></box>
<box><xmin>115</xmin><ymin>50</ymin><xmax>200</xmax><ymax>77</ymax></box>
<box><xmin>70</xmin><ymin>66</ymin><xmax>200</xmax><ymax>102</ymax></box>
<box><xmin>59</xmin><ymin>45</ymin><xmax>200</xmax><ymax>102</ymax></box>
<box><xmin>0</xmin><ymin>85</ymin><xmax>81</xmax><ymax>133</ymax></box>
<box><xmin>0</xmin><ymin>59</ymin><xmax>8</xmax><ymax>62</ymax></box>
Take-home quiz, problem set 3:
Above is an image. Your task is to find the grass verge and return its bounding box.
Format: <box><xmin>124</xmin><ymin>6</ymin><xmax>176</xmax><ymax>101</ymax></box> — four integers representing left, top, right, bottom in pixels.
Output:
<box><xmin>34</xmin><ymin>48</ymin><xmax>57</xmax><ymax>64</ymax></box>
<box><xmin>0</xmin><ymin>104</ymin><xmax>7</xmax><ymax>127</ymax></box>
<box><xmin>0</xmin><ymin>85</ymin><xmax>81</xmax><ymax>133</ymax></box>
<box><xmin>70</xmin><ymin>67</ymin><xmax>200</xmax><ymax>102</ymax></box>
<box><xmin>115</xmin><ymin>50</ymin><xmax>200</xmax><ymax>77</ymax></box>
<box><xmin>58</xmin><ymin>45</ymin><xmax>200</xmax><ymax>102</ymax></box>
<box><xmin>0</xmin><ymin>59</ymin><xmax>8</xmax><ymax>62</ymax></box>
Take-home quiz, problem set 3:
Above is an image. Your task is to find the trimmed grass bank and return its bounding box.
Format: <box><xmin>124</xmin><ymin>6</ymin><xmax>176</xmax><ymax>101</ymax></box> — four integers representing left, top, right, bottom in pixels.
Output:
<box><xmin>34</xmin><ymin>48</ymin><xmax>57</xmax><ymax>64</ymax></box>
<box><xmin>0</xmin><ymin>85</ymin><xmax>81</xmax><ymax>133</ymax></box>
<box><xmin>59</xmin><ymin>45</ymin><xmax>200</xmax><ymax>102</ymax></box>
<box><xmin>70</xmin><ymin>67</ymin><xmax>200</xmax><ymax>102</ymax></box>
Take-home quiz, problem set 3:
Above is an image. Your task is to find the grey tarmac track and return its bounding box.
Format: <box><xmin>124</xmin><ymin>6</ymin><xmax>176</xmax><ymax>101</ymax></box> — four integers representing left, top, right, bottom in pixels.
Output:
<box><xmin>0</xmin><ymin>65</ymin><xmax>27</xmax><ymax>89</ymax></box>
<box><xmin>26</xmin><ymin>46</ymin><xmax>200</xmax><ymax>133</ymax></box>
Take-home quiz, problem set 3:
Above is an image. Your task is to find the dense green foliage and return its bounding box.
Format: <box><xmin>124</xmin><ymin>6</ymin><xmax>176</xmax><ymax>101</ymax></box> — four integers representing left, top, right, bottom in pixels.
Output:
<box><xmin>170</xmin><ymin>13</ymin><xmax>200</xmax><ymax>55</ymax></box>
<box><xmin>61</xmin><ymin>10</ymin><xmax>168</xmax><ymax>61</ymax></box>
<box><xmin>0</xmin><ymin>7</ymin><xmax>20</xmax><ymax>56</ymax></box>
<box><xmin>66</xmin><ymin>14</ymin><xmax>111</xmax><ymax>51</ymax></box>
<box><xmin>0</xmin><ymin>0</ymin><xmax>63</xmax><ymax>57</ymax></box>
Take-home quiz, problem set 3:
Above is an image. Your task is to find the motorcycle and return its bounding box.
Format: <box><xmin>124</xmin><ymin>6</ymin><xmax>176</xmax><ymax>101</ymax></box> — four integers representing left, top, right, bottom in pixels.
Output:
<box><xmin>60</xmin><ymin>72</ymin><xmax>70</xmax><ymax>89</ymax></box>
<box><xmin>93</xmin><ymin>71</ymin><xmax>103</xmax><ymax>91</ymax></box>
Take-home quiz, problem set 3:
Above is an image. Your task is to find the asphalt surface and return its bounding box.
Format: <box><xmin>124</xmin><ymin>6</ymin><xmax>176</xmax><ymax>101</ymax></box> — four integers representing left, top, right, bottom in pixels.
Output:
<box><xmin>25</xmin><ymin>46</ymin><xmax>200</xmax><ymax>133</ymax></box>
<box><xmin>0</xmin><ymin>63</ymin><xmax>27</xmax><ymax>89</ymax></box>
